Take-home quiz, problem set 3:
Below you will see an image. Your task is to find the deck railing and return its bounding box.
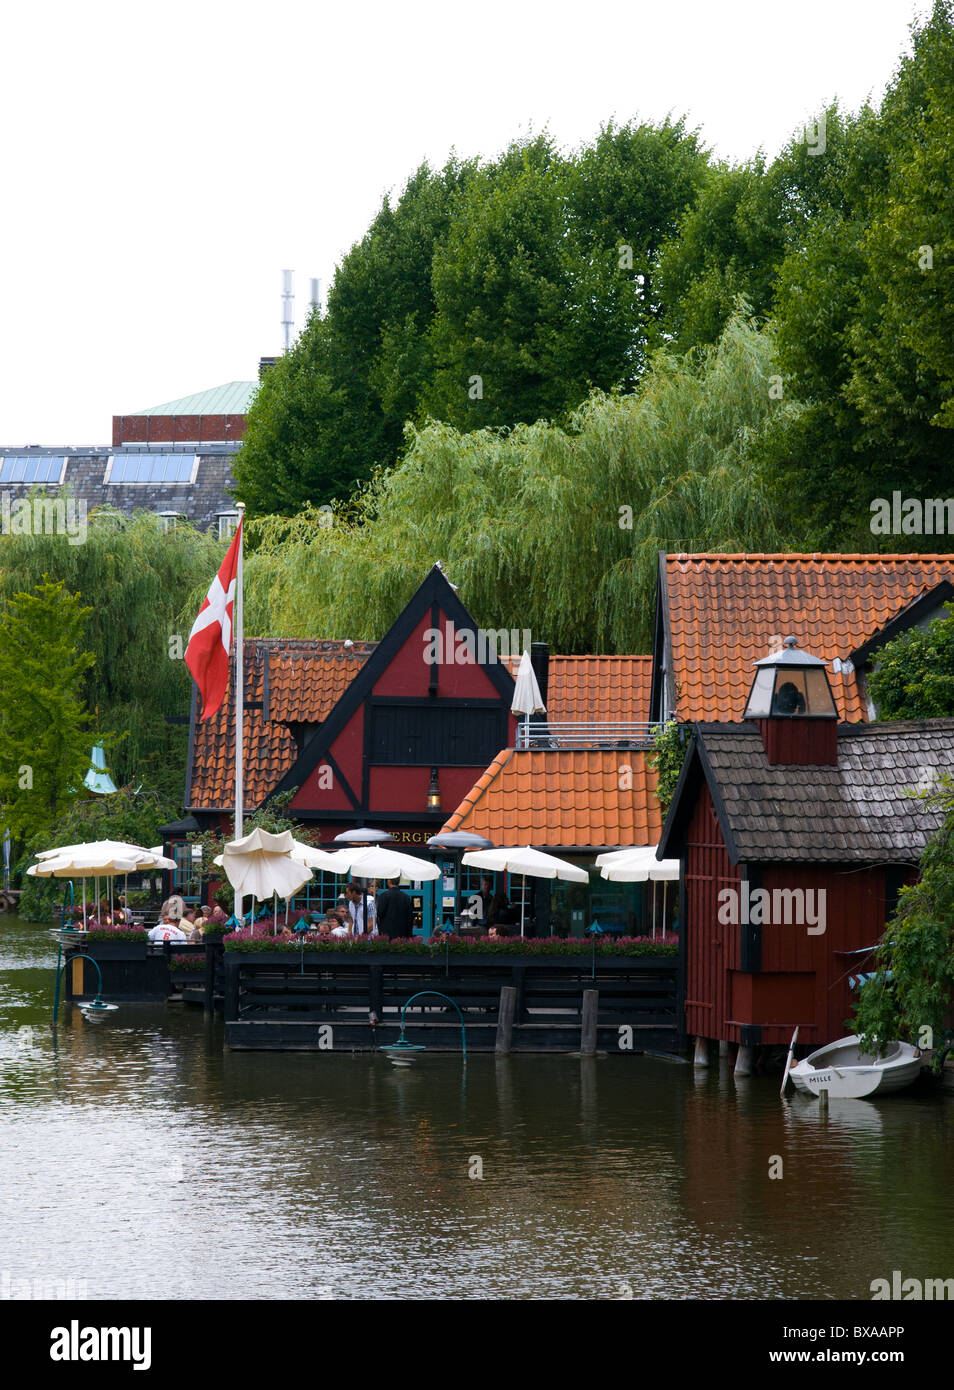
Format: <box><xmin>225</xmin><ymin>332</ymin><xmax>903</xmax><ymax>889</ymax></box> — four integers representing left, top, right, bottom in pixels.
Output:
<box><xmin>516</xmin><ymin>720</ymin><xmax>662</xmax><ymax>750</ymax></box>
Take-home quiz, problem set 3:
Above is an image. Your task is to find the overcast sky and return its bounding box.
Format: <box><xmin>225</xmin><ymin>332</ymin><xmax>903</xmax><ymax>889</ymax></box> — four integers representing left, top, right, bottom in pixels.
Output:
<box><xmin>0</xmin><ymin>0</ymin><xmax>934</xmax><ymax>446</ymax></box>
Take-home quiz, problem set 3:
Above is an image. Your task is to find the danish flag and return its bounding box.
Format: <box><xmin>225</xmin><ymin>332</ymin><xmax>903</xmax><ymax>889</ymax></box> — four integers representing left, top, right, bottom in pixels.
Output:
<box><xmin>185</xmin><ymin>517</ymin><xmax>242</xmax><ymax>721</ymax></box>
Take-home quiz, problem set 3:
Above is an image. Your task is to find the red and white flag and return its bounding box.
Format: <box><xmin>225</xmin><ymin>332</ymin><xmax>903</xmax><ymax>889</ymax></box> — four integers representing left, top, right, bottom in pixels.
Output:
<box><xmin>185</xmin><ymin>518</ymin><xmax>242</xmax><ymax>721</ymax></box>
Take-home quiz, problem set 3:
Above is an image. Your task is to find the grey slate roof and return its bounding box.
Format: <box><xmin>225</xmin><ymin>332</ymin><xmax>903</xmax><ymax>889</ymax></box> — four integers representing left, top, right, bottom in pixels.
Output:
<box><xmin>694</xmin><ymin>719</ymin><xmax>954</xmax><ymax>864</ymax></box>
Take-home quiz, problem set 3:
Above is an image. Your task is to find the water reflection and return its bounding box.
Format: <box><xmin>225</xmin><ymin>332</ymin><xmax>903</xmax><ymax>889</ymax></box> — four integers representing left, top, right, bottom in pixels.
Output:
<box><xmin>0</xmin><ymin>916</ymin><xmax>951</xmax><ymax>1300</ymax></box>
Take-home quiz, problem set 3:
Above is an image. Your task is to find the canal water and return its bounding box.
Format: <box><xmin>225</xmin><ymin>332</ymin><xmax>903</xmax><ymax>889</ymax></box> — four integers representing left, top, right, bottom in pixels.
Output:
<box><xmin>1</xmin><ymin>917</ymin><xmax>952</xmax><ymax>1301</ymax></box>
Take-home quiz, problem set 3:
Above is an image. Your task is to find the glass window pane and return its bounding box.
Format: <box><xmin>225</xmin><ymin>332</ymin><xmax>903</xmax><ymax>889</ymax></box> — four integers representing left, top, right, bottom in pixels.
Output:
<box><xmin>743</xmin><ymin>666</ymin><xmax>776</xmax><ymax>718</ymax></box>
<box><xmin>0</xmin><ymin>460</ymin><xmax>10</xmax><ymax>482</ymax></box>
<box><xmin>23</xmin><ymin>459</ymin><xmax>38</xmax><ymax>482</ymax></box>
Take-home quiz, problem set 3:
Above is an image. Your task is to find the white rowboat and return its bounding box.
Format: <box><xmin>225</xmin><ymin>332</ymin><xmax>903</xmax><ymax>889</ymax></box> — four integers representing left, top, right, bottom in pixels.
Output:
<box><xmin>789</xmin><ymin>1035</ymin><xmax>921</xmax><ymax>1099</ymax></box>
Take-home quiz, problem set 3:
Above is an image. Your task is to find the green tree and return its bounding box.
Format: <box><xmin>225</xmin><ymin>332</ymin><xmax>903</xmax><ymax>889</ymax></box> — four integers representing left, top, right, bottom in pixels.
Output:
<box><xmin>234</xmin><ymin>157</ymin><xmax>476</xmax><ymax>514</ymax></box>
<box><xmin>0</xmin><ymin>507</ymin><xmax>226</xmax><ymax>800</ymax></box>
<box><xmin>867</xmin><ymin>606</ymin><xmax>954</xmax><ymax>719</ymax></box>
<box><xmin>758</xmin><ymin>3</ymin><xmax>954</xmax><ymax>545</ymax></box>
<box><xmin>853</xmin><ymin>777</ymin><xmax>954</xmax><ymax>1060</ymax></box>
<box><xmin>0</xmin><ymin>578</ymin><xmax>95</xmax><ymax>843</ymax></box>
<box><xmin>16</xmin><ymin>785</ymin><xmax>178</xmax><ymax>921</ymax></box>
<box><xmin>243</xmin><ymin>313</ymin><xmax>792</xmax><ymax>655</ymax></box>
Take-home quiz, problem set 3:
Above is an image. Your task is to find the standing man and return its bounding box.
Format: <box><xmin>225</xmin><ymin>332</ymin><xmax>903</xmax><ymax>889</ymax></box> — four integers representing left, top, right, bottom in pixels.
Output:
<box><xmin>375</xmin><ymin>878</ymin><xmax>413</xmax><ymax>939</ymax></box>
<box><xmin>346</xmin><ymin>881</ymin><xmax>377</xmax><ymax>938</ymax></box>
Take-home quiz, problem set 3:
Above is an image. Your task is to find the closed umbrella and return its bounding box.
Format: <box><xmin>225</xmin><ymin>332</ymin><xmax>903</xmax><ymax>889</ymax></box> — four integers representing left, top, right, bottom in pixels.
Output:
<box><xmin>462</xmin><ymin>845</ymin><xmax>588</xmax><ymax>938</ymax></box>
<box><xmin>215</xmin><ymin>828</ymin><xmax>314</xmax><ymax>910</ymax></box>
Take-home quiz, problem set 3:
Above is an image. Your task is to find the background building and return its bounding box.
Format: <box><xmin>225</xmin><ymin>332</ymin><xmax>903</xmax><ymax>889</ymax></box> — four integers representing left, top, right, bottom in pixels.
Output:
<box><xmin>0</xmin><ymin>379</ymin><xmax>256</xmax><ymax>535</ymax></box>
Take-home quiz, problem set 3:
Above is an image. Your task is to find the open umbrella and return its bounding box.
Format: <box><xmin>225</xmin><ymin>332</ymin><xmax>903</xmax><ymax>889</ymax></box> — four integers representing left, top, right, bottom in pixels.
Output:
<box><xmin>595</xmin><ymin>845</ymin><xmax>679</xmax><ymax>938</ymax></box>
<box><xmin>29</xmin><ymin>841</ymin><xmax>176</xmax><ymax>924</ymax></box>
<box><xmin>461</xmin><ymin>845</ymin><xmax>588</xmax><ymax>937</ymax></box>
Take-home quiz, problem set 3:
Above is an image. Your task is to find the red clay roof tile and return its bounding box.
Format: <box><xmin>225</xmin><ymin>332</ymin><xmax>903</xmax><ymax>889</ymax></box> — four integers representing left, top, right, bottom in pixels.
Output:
<box><xmin>440</xmin><ymin>749</ymin><xmax>662</xmax><ymax>850</ymax></box>
<box><xmin>665</xmin><ymin>553</ymin><xmax>954</xmax><ymax>722</ymax></box>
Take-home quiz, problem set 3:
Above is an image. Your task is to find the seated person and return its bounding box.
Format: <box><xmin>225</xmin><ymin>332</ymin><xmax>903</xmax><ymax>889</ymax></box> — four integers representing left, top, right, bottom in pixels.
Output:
<box><xmin>148</xmin><ymin>916</ymin><xmax>188</xmax><ymax>942</ymax></box>
<box><xmin>773</xmin><ymin>680</ymin><xmax>806</xmax><ymax>715</ymax></box>
<box><xmin>328</xmin><ymin>910</ymin><xmax>350</xmax><ymax>939</ymax></box>
<box><xmin>487</xmin><ymin>923</ymin><xmax>511</xmax><ymax>939</ymax></box>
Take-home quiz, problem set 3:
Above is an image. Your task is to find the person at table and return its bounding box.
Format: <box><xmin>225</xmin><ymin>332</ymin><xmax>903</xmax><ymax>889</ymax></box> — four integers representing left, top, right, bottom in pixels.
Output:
<box><xmin>376</xmin><ymin>878</ymin><xmax>413</xmax><ymax>939</ymax></box>
<box><xmin>328</xmin><ymin>909</ymin><xmax>350</xmax><ymax>939</ymax></box>
<box><xmin>148</xmin><ymin>915</ymin><xmax>188</xmax><ymax>943</ymax></box>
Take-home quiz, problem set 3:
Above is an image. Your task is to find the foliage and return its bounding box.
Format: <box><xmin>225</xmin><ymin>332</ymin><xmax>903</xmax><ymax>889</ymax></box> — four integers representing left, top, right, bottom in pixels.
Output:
<box><xmin>186</xmin><ymin>788</ymin><xmax>304</xmax><ymax>892</ymax></box>
<box><xmin>234</xmin><ymin>123</ymin><xmax>710</xmax><ymax>515</ymax></box>
<box><xmin>16</xmin><ymin>785</ymin><xmax>178</xmax><ymax>921</ymax></box>
<box><xmin>648</xmin><ymin>721</ymin><xmax>688</xmax><ymax>812</ymax></box>
<box><xmin>243</xmin><ymin>314</ymin><xmax>791</xmax><ymax>654</ymax></box>
<box><xmin>853</xmin><ymin>777</ymin><xmax>954</xmax><ymax>1061</ymax></box>
<box><xmin>0</xmin><ymin>578</ymin><xmax>95</xmax><ymax>849</ymax></box>
<box><xmin>224</xmin><ymin>932</ymin><xmax>678</xmax><ymax>956</ymax></box>
<box><xmin>757</xmin><ymin>2</ymin><xmax>954</xmax><ymax>545</ymax></box>
<box><xmin>867</xmin><ymin>605</ymin><xmax>954</xmax><ymax>718</ymax></box>
<box><xmin>0</xmin><ymin>508</ymin><xmax>225</xmax><ymax>800</ymax></box>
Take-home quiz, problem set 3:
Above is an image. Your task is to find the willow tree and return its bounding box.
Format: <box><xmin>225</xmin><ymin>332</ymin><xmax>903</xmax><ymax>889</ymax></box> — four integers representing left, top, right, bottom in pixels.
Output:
<box><xmin>0</xmin><ymin>578</ymin><xmax>94</xmax><ymax>843</ymax></box>
<box><xmin>244</xmin><ymin>313</ymin><xmax>794</xmax><ymax>654</ymax></box>
<box><xmin>0</xmin><ymin>508</ymin><xmax>225</xmax><ymax>798</ymax></box>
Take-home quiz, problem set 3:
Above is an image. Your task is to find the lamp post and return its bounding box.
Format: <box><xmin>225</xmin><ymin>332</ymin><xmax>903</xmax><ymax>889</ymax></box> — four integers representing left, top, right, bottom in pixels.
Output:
<box><xmin>425</xmin><ymin>831</ymin><xmax>494</xmax><ymax>936</ymax></box>
<box><xmin>52</xmin><ymin>954</ymin><xmax>117</xmax><ymax>1025</ymax></box>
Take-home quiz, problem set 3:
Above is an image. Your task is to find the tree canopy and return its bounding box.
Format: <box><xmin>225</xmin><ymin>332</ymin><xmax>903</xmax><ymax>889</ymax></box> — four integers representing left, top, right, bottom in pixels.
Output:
<box><xmin>243</xmin><ymin>313</ymin><xmax>791</xmax><ymax>654</ymax></box>
<box><xmin>0</xmin><ymin>578</ymin><xmax>95</xmax><ymax>843</ymax></box>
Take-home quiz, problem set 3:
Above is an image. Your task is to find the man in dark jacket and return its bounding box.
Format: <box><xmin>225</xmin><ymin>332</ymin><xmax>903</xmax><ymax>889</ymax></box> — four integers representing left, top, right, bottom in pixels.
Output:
<box><xmin>376</xmin><ymin>878</ymin><xmax>414</xmax><ymax>939</ymax></box>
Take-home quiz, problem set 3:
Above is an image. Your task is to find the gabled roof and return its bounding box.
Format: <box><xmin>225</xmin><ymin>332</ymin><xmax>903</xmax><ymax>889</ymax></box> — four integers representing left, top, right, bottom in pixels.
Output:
<box><xmin>660</xmin><ymin>553</ymin><xmax>954</xmax><ymax>723</ymax></box>
<box><xmin>659</xmin><ymin>719</ymin><xmax>953</xmax><ymax>865</ymax></box>
<box><xmin>186</xmin><ymin>640</ymin><xmax>376</xmax><ymax>811</ymax></box>
<box><xmin>128</xmin><ymin>382</ymin><xmax>257</xmax><ymax>416</ymax></box>
<box><xmin>441</xmin><ymin>748</ymin><xmax>662</xmax><ymax>851</ymax></box>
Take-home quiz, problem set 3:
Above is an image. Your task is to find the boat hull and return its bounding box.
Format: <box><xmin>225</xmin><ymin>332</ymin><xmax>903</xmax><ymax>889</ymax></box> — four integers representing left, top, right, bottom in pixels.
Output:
<box><xmin>789</xmin><ymin>1036</ymin><xmax>921</xmax><ymax>1099</ymax></box>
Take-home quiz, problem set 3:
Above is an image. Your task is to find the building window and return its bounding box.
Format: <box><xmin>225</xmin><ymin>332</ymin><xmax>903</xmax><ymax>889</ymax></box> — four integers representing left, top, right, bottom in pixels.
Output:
<box><xmin>155</xmin><ymin>512</ymin><xmax>185</xmax><ymax>533</ymax></box>
<box><xmin>0</xmin><ymin>456</ymin><xmax>66</xmax><ymax>484</ymax></box>
<box><xmin>217</xmin><ymin>512</ymin><xmax>240</xmax><ymax>541</ymax></box>
<box><xmin>105</xmin><ymin>454</ymin><xmax>197</xmax><ymax>484</ymax></box>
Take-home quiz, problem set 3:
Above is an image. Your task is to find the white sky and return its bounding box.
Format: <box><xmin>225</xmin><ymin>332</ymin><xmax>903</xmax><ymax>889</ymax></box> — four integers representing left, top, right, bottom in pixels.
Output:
<box><xmin>0</xmin><ymin>0</ymin><xmax>933</xmax><ymax>445</ymax></box>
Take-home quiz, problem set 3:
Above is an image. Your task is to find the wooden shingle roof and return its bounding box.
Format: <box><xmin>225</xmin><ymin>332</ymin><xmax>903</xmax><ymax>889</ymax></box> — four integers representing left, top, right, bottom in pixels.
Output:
<box><xmin>661</xmin><ymin>719</ymin><xmax>954</xmax><ymax>864</ymax></box>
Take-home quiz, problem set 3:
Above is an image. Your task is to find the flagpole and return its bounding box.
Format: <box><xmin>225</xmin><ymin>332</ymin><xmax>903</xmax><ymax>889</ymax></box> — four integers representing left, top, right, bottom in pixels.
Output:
<box><xmin>234</xmin><ymin>504</ymin><xmax>245</xmax><ymax>924</ymax></box>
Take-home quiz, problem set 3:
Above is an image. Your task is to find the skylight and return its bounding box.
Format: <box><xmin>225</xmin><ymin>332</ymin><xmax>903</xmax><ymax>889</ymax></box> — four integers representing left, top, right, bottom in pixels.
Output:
<box><xmin>106</xmin><ymin>455</ymin><xmax>197</xmax><ymax>484</ymax></box>
<box><xmin>0</xmin><ymin>456</ymin><xmax>66</xmax><ymax>483</ymax></box>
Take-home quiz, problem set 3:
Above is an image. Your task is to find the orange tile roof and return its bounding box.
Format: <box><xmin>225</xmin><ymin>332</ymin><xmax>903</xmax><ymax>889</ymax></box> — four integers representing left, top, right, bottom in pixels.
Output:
<box><xmin>440</xmin><ymin>748</ymin><xmax>662</xmax><ymax>850</ymax></box>
<box><xmin>188</xmin><ymin>639</ymin><xmax>375</xmax><ymax>810</ymax></box>
<box><xmin>665</xmin><ymin>553</ymin><xmax>954</xmax><ymax>722</ymax></box>
<box><xmin>548</xmin><ymin>655</ymin><xmax>652</xmax><ymax>721</ymax></box>
<box><xmin>502</xmin><ymin>654</ymin><xmax>652</xmax><ymax>721</ymax></box>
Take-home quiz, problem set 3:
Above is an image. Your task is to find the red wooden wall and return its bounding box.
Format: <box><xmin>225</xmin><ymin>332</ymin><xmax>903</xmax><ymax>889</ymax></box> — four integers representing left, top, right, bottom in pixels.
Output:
<box><xmin>684</xmin><ymin>784</ymin><xmax>916</xmax><ymax>1047</ymax></box>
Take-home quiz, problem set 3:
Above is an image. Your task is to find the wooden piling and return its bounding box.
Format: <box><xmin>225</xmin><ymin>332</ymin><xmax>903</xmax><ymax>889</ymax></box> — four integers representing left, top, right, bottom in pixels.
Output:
<box><xmin>495</xmin><ymin>986</ymin><xmax>517</xmax><ymax>1054</ymax></box>
<box><xmin>734</xmin><ymin>1044</ymin><xmax>755</xmax><ymax>1076</ymax></box>
<box><xmin>580</xmin><ymin>990</ymin><xmax>598</xmax><ymax>1056</ymax></box>
<box><xmin>693</xmin><ymin>1036</ymin><xmax>709</xmax><ymax>1067</ymax></box>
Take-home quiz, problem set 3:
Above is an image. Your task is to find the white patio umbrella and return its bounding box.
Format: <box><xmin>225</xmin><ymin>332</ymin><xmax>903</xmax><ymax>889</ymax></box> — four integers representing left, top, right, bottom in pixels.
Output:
<box><xmin>216</xmin><ymin>828</ymin><xmax>314</xmax><ymax>908</ymax></box>
<box><xmin>29</xmin><ymin>841</ymin><xmax>176</xmax><ymax>923</ymax></box>
<box><xmin>462</xmin><ymin>845</ymin><xmax>588</xmax><ymax>937</ymax></box>
<box><xmin>595</xmin><ymin>845</ymin><xmax>679</xmax><ymax>938</ymax></box>
<box><xmin>511</xmin><ymin>649</ymin><xmax>546</xmax><ymax>747</ymax></box>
